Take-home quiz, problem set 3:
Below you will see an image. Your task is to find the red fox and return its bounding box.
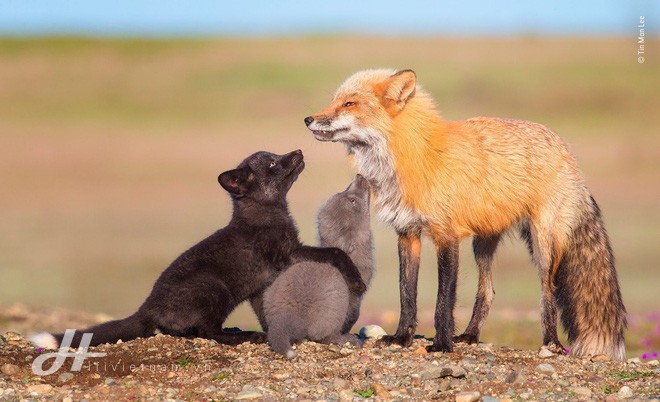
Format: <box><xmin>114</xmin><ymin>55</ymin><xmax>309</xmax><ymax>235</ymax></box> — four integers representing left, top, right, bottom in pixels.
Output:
<box><xmin>304</xmin><ymin>69</ymin><xmax>626</xmax><ymax>360</ymax></box>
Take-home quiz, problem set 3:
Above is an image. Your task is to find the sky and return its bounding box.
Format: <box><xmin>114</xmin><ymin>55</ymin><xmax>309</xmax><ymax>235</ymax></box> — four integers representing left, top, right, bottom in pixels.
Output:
<box><xmin>0</xmin><ymin>0</ymin><xmax>658</xmax><ymax>37</ymax></box>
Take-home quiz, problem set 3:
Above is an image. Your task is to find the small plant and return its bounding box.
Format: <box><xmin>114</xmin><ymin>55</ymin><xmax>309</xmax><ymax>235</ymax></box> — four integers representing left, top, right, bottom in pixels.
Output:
<box><xmin>611</xmin><ymin>370</ymin><xmax>654</xmax><ymax>380</ymax></box>
<box><xmin>354</xmin><ymin>388</ymin><xmax>374</xmax><ymax>398</ymax></box>
<box><xmin>176</xmin><ymin>355</ymin><xmax>193</xmax><ymax>368</ymax></box>
<box><xmin>602</xmin><ymin>386</ymin><xmax>613</xmax><ymax>394</ymax></box>
<box><xmin>213</xmin><ymin>373</ymin><xmax>230</xmax><ymax>381</ymax></box>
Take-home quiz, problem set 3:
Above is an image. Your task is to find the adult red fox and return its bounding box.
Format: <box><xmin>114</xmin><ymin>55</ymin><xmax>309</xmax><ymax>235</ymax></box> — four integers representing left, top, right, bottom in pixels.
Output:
<box><xmin>304</xmin><ymin>69</ymin><xmax>626</xmax><ymax>360</ymax></box>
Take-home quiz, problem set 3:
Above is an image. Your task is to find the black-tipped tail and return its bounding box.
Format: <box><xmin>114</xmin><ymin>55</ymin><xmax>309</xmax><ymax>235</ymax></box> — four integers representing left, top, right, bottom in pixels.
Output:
<box><xmin>555</xmin><ymin>196</ymin><xmax>626</xmax><ymax>360</ymax></box>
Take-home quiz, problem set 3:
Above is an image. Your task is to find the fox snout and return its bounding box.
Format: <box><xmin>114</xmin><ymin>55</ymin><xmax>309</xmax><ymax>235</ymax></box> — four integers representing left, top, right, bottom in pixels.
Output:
<box><xmin>304</xmin><ymin>116</ymin><xmax>314</xmax><ymax>126</ymax></box>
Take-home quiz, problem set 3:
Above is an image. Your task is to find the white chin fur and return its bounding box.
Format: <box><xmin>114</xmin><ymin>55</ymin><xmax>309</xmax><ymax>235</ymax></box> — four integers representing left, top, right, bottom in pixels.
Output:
<box><xmin>29</xmin><ymin>332</ymin><xmax>59</xmax><ymax>349</ymax></box>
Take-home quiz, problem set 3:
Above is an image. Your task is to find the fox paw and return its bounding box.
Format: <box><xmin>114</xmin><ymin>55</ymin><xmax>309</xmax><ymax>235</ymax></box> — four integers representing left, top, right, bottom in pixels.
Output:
<box><xmin>376</xmin><ymin>334</ymin><xmax>414</xmax><ymax>348</ymax></box>
<box><xmin>543</xmin><ymin>342</ymin><xmax>567</xmax><ymax>355</ymax></box>
<box><xmin>453</xmin><ymin>333</ymin><xmax>479</xmax><ymax>344</ymax></box>
<box><xmin>426</xmin><ymin>342</ymin><xmax>453</xmax><ymax>353</ymax></box>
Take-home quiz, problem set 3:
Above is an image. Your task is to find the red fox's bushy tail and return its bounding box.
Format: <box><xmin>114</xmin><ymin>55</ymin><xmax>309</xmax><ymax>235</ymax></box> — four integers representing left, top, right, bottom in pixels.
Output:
<box><xmin>30</xmin><ymin>312</ymin><xmax>154</xmax><ymax>349</ymax></box>
<box><xmin>555</xmin><ymin>195</ymin><xmax>626</xmax><ymax>360</ymax></box>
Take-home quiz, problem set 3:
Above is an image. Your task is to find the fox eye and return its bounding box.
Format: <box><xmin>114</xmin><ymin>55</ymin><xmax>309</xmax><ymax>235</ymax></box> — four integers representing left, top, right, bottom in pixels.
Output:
<box><xmin>349</xmin><ymin>198</ymin><xmax>356</xmax><ymax>205</ymax></box>
<box><xmin>269</xmin><ymin>161</ymin><xmax>276</xmax><ymax>168</ymax></box>
<box><xmin>342</xmin><ymin>101</ymin><xmax>356</xmax><ymax>107</ymax></box>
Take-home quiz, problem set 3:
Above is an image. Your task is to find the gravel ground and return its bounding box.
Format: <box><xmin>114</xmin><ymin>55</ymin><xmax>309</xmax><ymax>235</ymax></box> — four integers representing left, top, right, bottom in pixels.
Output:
<box><xmin>1</xmin><ymin>304</ymin><xmax>658</xmax><ymax>401</ymax></box>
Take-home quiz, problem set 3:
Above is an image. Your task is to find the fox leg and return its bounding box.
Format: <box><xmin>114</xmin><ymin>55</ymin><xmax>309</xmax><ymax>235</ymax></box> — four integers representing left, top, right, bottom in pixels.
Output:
<box><xmin>455</xmin><ymin>233</ymin><xmax>501</xmax><ymax>344</ymax></box>
<box><xmin>527</xmin><ymin>221</ymin><xmax>566</xmax><ymax>354</ymax></box>
<box><xmin>427</xmin><ymin>237</ymin><xmax>460</xmax><ymax>353</ymax></box>
<box><xmin>377</xmin><ymin>230</ymin><xmax>422</xmax><ymax>348</ymax></box>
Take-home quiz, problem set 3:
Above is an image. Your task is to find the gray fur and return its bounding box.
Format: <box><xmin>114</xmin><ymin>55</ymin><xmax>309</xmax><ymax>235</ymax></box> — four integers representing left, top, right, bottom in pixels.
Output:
<box><xmin>260</xmin><ymin>175</ymin><xmax>374</xmax><ymax>358</ymax></box>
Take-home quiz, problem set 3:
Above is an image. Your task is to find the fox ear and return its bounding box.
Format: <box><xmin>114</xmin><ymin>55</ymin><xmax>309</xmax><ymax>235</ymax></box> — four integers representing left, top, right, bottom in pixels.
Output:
<box><xmin>218</xmin><ymin>168</ymin><xmax>249</xmax><ymax>196</ymax></box>
<box><xmin>383</xmin><ymin>69</ymin><xmax>416</xmax><ymax>111</ymax></box>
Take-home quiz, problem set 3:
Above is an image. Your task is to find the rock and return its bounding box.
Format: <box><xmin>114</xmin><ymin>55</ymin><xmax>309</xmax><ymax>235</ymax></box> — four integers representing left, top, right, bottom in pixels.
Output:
<box><xmin>1</xmin><ymin>364</ymin><xmax>19</xmax><ymax>376</ymax></box>
<box><xmin>455</xmin><ymin>391</ymin><xmax>481</xmax><ymax>402</ymax></box>
<box><xmin>27</xmin><ymin>384</ymin><xmax>53</xmax><ymax>394</ymax></box>
<box><xmin>534</xmin><ymin>363</ymin><xmax>556</xmax><ymax>376</ymax></box>
<box><xmin>412</xmin><ymin>346</ymin><xmax>428</xmax><ymax>355</ymax></box>
<box><xmin>166</xmin><ymin>371</ymin><xmax>175</xmax><ymax>379</ymax></box>
<box><xmin>626</xmin><ymin>357</ymin><xmax>640</xmax><ymax>364</ymax></box>
<box><xmin>358</xmin><ymin>354</ymin><xmax>371</xmax><ymax>363</ymax></box>
<box><xmin>372</xmin><ymin>383</ymin><xmax>391</xmax><ymax>398</ymax></box>
<box><xmin>339</xmin><ymin>389</ymin><xmax>354</xmax><ymax>401</ymax></box>
<box><xmin>339</xmin><ymin>347</ymin><xmax>353</xmax><ymax>356</ymax></box>
<box><xmin>63</xmin><ymin>397</ymin><xmax>73</xmax><ymax>402</ymax></box>
<box><xmin>57</xmin><ymin>372</ymin><xmax>74</xmax><ymax>383</ymax></box>
<box><xmin>591</xmin><ymin>354</ymin><xmax>611</xmax><ymax>362</ymax></box>
<box><xmin>420</xmin><ymin>364</ymin><xmax>466</xmax><ymax>379</ymax></box>
<box><xmin>569</xmin><ymin>387</ymin><xmax>592</xmax><ymax>398</ymax></box>
<box><xmin>332</xmin><ymin>378</ymin><xmax>349</xmax><ymax>389</ymax></box>
<box><xmin>462</xmin><ymin>357</ymin><xmax>478</xmax><ymax>365</ymax></box>
<box><xmin>647</xmin><ymin>359</ymin><xmax>659</xmax><ymax>366</ymax></box>
<box><xmin>538</xmin><ymin>347</ymin><xmax>555</xmax><ymax>358</ymax></box>
<box><xmin>358</xmin><ymin>325</ymin><xmax>387</xmax><ymax>339</ymax></box>
<box><xmin>617</xmin><ymin>385</ymin><xmax>633</xmax><ymax>398</ymax></box>
<box><xmin>235</xmin><ymin>385</ymin><xmax>263</xmax><ymax>400</ymax></box>
<box><xmin>104</xmin><ymin>377</ymin><xmax>117</xmax><ymax>386</ymax></box>
<box><xmin>505</xmin><ymin>370</ymin><xmax>525</xmax><ymax>384</ymax></box>
<box><xmin>272</xmin><ymin>372</ymin><xmax>289</xmax><ymax>380</ymax></box>
<box><xmin>0</xmin><ymin>334</ymin><xmax>6</xmax><ymax>344</ymax></box>
<box><xmin>482</xmin><ymin>397</ymin><xmax>499</xmax><ymax>402</ymax></box>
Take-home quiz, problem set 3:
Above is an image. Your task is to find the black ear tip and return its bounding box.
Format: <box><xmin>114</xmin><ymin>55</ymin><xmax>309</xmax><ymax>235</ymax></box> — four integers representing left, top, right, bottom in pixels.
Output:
<box><xmin>218</xmin><ymin>172</ymin><xmax>227</xmax><ymax>185</ymax></box>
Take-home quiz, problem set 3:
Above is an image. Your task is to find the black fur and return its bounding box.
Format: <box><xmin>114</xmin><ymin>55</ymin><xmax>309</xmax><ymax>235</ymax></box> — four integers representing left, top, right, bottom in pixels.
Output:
<box><xmin>378</xmin><ymin>230</ymin><xmax>422</xmax><ymax>348</ymax></box>
<box><xmin>427</xmin><ymin>239</ymin><xmax>460</xmax><ymax>352</ymax></box>
<box><xmin>48</xmin><ymin>150</ymin><xmax>365</xmax><ymax>348</ymax></box>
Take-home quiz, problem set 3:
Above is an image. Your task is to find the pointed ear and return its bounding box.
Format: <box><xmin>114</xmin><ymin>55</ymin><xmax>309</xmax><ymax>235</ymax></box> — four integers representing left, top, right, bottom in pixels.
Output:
<box><xmin>218</xmin><ymin>168</ymin><xmax>248</xmax><ymax>196</ymax></box>
<box><xmin>382</xmin><ymin>69</ymin><xmax>416</xmax><ymax>112</ymax></box>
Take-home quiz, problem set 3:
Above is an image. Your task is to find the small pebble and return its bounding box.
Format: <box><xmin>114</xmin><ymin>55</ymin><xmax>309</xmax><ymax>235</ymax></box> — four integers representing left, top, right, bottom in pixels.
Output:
<box><xmin>371</xmin><ymin>383</ymin><xmax>391</xmax><ymax>398</ymax></box>
<box><xmin>591</xmin><ymin>354</ymin><xmax>611</xmax><ymax>362</ymax></box>
<box><xmin>534</xmin><ymin>363</ymin><xmax>556</xmax><ymax>376</ymax></box>
<box><xmin>569</xmin><ymin>386</ymin><xmax>592</xmax><ymax>398</ymax></box>
<box><xmin>412</xmin><ymin>346</ymin><xmax>428</xmax><ymax>355</ymax></box>
<box><xmin>235</xmin><ymin>385</ymin><xmax>263</xmax><ymax>400</ymax></box>
<box><xmin>57</xmin><ymin>372</ymin><xmax>74</xmax><ymax>383</ymax></box>
<box><xmin>420</xmin><ymin>364</ymin><xmax>466</xmax><ymax>379</ymax></box>
<box><xmin>647</xmin><ymin>359</ymin><xmax>659</xmax><ymax>366</ymax></box>
<box><xmin>617</xmin><ymin>385</ymin><xmax>633</xmax><ymax>398</ymax></box>
<box><xmin>455</xmin><ymin>390</ymin><xmax>481</xmax><ymax>402</ymax></box>
<box><xmin>359</xmin><ymin>325</ymin><xmax>387</xmax><ymax>339</ymax></box>
<box><xmin>332</xmin><ymin>378</ymin><xmax>349</xmax><ymax>389</ymax></box>
<box><xmin>26</xmin><ymin>384</ymin><xmax>53</xmax><ymax>395</ymax></box>
<box><xmin>104</xmin><ymin>377</ymin><xmax>117</xmax><ymax>386</ymax></box>
<box><xmin>538</xmin><ymin>347</ymin><xmax>555</xmax><ymax>358</ymax></box>
<box><xmin>0</xmin><ymin>364</ymin><xmax>19</xmax><ymax>376</ymax></box>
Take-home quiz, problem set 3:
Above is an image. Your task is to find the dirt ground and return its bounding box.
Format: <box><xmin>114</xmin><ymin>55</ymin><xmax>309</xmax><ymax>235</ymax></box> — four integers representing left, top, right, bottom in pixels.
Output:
<box><xmin>1</xmin><ymin>304</ymin><xmax>658</xmax><ymax>401</ymax></box>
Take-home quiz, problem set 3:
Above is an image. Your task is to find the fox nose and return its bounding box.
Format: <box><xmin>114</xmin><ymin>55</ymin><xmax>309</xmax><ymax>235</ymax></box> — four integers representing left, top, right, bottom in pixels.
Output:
<box><xmin>304</xmin><ymin>116</ymin><xmax>314</xmax><ymax>126</ymax></box>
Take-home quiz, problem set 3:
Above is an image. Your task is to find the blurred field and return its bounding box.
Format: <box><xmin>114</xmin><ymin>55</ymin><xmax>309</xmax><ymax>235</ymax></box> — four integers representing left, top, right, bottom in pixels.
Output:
<box><xmin>0</xmin><ymin>36</ymin><xmax>658</xmax><ymax>357</ymax></box>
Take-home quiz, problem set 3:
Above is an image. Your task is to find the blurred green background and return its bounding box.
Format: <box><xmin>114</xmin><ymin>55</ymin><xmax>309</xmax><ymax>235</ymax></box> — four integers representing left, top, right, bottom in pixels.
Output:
<box><xmin>0</xmin><ymin>36</ymin><xmax>658</xmax><ymax>357</ymax></box>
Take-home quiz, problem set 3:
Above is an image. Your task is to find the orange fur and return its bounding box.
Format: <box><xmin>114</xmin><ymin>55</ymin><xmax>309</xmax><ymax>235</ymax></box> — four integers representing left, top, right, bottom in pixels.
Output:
<box><xmin>306</xmin><ymin>69</ymin><xmax>626</xmax><ymax>359</ymax></box>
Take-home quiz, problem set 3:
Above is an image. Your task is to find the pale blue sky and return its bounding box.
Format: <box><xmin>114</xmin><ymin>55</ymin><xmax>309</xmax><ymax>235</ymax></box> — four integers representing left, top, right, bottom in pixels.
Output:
<box><xmin>0</xmin><ymin>0</ymin><xmax>657</xmax><ymax>37</ymax></box>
